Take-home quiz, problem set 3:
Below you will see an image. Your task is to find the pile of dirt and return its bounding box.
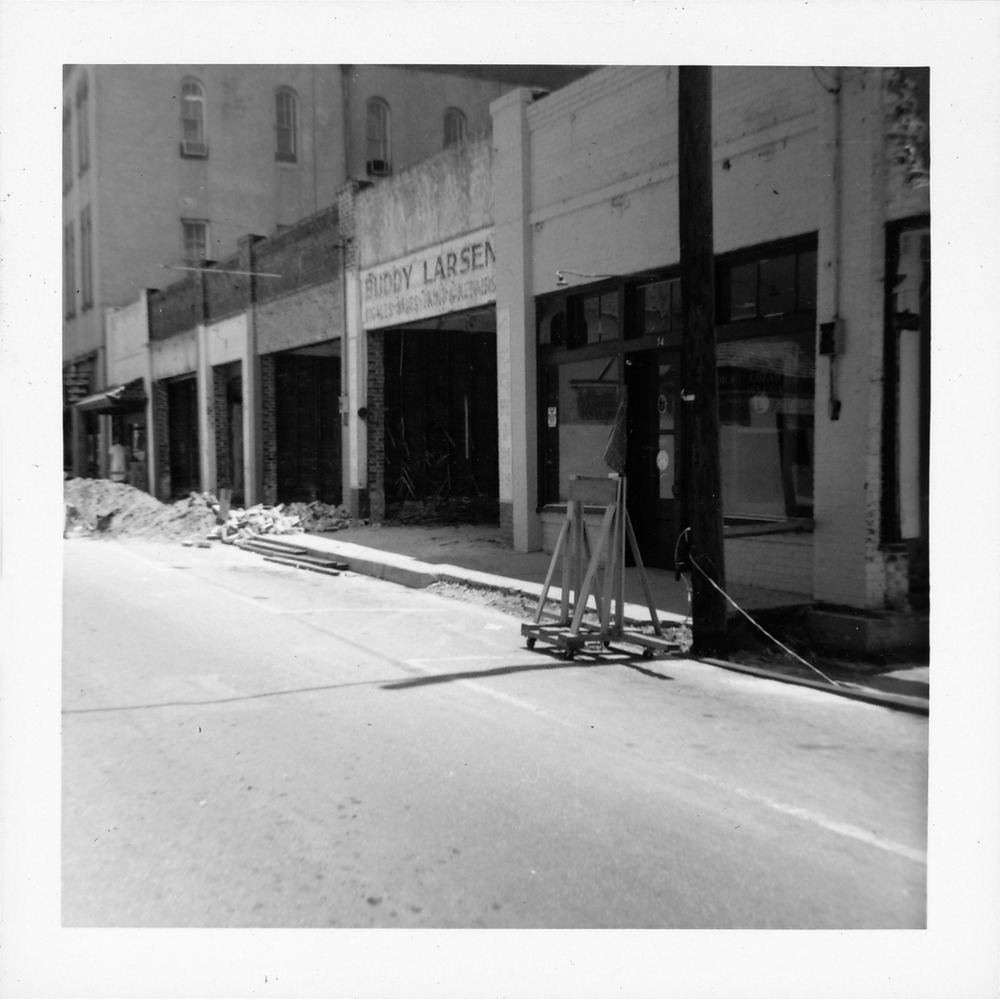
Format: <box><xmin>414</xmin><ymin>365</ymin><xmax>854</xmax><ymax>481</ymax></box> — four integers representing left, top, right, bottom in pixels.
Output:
<box><xmin>64</xmin><ymin>479</ymin><xmax>359</xmax><ymax>544</ymax></box>
<box><xmin>64</xmin><ymin>479</ymin><xmax>220</xmax><ymax>542</ymax></box>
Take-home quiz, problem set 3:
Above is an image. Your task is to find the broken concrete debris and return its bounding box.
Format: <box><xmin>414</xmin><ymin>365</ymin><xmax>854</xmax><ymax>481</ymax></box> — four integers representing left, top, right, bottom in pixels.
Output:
<box><xmin>64</xmin><ymin>478</ymin><xmax>355</xmax><ymax>545</ymax></box>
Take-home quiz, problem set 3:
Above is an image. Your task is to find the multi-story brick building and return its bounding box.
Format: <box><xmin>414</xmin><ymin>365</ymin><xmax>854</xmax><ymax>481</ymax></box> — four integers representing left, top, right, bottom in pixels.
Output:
<box><xmin>63</xmin><ymin>64</ymin><xmax>592</xmax><ymax>477</ymax></box>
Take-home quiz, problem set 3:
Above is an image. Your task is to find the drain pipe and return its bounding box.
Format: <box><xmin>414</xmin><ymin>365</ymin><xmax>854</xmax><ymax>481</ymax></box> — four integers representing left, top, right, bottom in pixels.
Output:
<box><xmin>817</xmin><ymin>68</ymin><xmax>844</xmax><ymax>420</ymax></box>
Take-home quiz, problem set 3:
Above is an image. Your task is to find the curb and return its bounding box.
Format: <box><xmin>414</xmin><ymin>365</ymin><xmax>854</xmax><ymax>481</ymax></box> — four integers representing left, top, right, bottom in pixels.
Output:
<box><xmin>270</xmin><ymin>535</ymin><xmax>690</xmax><ymax>627</ymax></box>
<box><xmin>699</xmin><ymin>658</ymin><xmax>929</xmax><ymax>714</ymax></box>
<box><xmin>248</xmin><ymin>534</ymin><xmax>928</xmax><ymax>713</ymax></box>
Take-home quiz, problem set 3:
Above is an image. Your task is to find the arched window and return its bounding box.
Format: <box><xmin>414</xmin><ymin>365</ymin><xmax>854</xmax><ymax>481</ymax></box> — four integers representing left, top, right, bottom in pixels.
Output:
<box><xmin>275</xmin><ymin>87</ymin><xmax>298</xmax><ymax>162</ymax></box>
<box><xmin>444</xmin><ymin>107</ymin><xmax>467</xmax><ymax>149</ymax></box>
<box><xmin>180</xmin><ymin>78</ymin><xmax>207</xmax><ymax>156</ymax></box>
<box><xmin>365</xmin><ymin>98</ymin><xmax>391</xmax><ymax>176</ymax></box>
<box><xmin>63</xmin><ymin>105</ymin><xmax>73</xmax><ymax>191</ymax></box>
<box><xmin>76</xmin><ymin>75</ymin><xmax>90</xmax><ymax>174</ymax></box>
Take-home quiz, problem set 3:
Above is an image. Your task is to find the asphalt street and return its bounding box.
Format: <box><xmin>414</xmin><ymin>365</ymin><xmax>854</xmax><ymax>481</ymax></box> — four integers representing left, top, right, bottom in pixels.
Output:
<box><xmin>62</xmin><ymin>536</ymin><xmax>928</xmax><ymax>928</ymax></box>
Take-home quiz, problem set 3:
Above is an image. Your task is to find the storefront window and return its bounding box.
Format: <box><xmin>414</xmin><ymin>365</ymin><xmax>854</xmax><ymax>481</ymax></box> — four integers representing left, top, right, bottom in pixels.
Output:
<box><xmin>568</xmin><ymin>291</ymin><xmax>619</xmax><ymax>347</ymax></box>
<box><xmin>717</xmin><ymin>332</ymin><xmax>814</xmax><ymax>520</ymax></box>
<box><xmin>759</xmin><ymin>254</ymin><xmax>797</xmax><ymax>317</ymax></box>
<box><xmin>634</xmin><ymin>277</ymin><xmax>682</xmax><ymax>337</ymax></box>
<box><xmin>720</xmin><ymin>246</ymin><xmax>817</xmax><ymax>324</ymax></box>
<box><xmin>537</xmin><ymin>237</ymin><xmax>816</xmax><ymax>519</ymax></box>
<box><xmin>537</xmin><ymin>297</ymin><xmax>567</xmax><ymax>347</ymax></box>
<box><xmin>728</xmin><ymin>262</ymin><xmax>757</xmax><ymax>320</ymax></box>
<box><xmin>549</xmin><ymin>356</ymin><xmax>619</xmax><ymax>501</ymax></box>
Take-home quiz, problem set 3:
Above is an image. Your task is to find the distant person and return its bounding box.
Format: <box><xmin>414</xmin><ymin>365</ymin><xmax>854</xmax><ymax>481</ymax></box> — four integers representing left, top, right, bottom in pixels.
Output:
<box><xmin>109</xmin><ymin>438</ymin><xmax>127</xmax><ymax>483</ymax></box>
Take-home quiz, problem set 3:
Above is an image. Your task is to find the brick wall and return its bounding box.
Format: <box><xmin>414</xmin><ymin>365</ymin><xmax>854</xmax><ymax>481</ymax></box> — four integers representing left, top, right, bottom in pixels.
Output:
<box><xmin>255</xmin><ymin>282</ymin><xmax>342</xmax><ymax>355</ymax></box>
<box><xmin>499</xmin><ymin>502</ymin><xmax>514</xmax><ymax>546</ymax></box>
<box><xmin>255</xmin><ymin>203</ymin><xmax>341</xmax><ymax>306</ymax></box>
<box><xmin>212</xmin><ymin>366</ymin><xmax>231</xmax><ymax>493</ymax></box>
<box><xmin>336</xmin><ymin>183</ymin><xmax>359</xmax><ymax>269</ymax></box>
<box><xmin>152</xmin><ymin>379</ymin><xmax>170</xmax><ymax>499</ymax></box>
<box><xmin>149</xmin><ymin>274</ymin><xmax>198</xmax><ymax>341</ymax></box>
<box><xmin>204</xmin><ymin>250</ymin><xmax>250</xmax><ymax>324</ymax></box>
<box><xmin>724</xmin><ymin>534</ymin><xmax>814</xmax><ymax>596</ymax></box>
<box><xmin>367</xmin><ymin>329</ymin><xmax>385</xmax><ymax>522</ymax></box>
<box><xmin>148</xmin><ymin>205</ymin><xmax>341</xmax><ymax>339</ymax></box>
<box><xmin>260</xmin><ymin>354</ymin><xmax>277</xmax><ymax>505</ymax></box>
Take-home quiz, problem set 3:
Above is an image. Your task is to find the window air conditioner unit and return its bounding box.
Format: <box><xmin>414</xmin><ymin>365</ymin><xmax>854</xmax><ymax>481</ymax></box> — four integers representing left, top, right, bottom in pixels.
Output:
<box><xmin>366</xmin><ymin>158</ymin><xmax>391</xmax><ymax>177</ymax></box>
<box><xmin>180</xmin><ymin>140</ymin><xmax>208</xmax><ymax>158</ymax></box>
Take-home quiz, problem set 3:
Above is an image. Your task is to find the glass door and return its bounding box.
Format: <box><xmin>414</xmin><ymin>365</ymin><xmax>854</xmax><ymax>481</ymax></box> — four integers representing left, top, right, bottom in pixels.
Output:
<box><xmin>625</xmin><ymin>349</ymin><xmax>684</xmax><ymax>569</ymax></box>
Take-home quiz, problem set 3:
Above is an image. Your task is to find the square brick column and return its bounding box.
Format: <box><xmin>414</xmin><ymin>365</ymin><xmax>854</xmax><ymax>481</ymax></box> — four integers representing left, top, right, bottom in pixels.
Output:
<box><xmin>260</xmin><ymin>353</ymin><xmax>277</xmax><ymax>505</ymax></box>
<box><xmin>366</xmin><ymin>330</ymin><xmax>384</xmax><ymax>522</ymax></box>
<box><xmin>212</xmin><ymin>365</ymin><xmax>231</xmax><ymax>493</ymax></box>
<box><xmin>152</xmin><ymin>380</ymin><xmax>171</xmax><ymax>500</ymax></box>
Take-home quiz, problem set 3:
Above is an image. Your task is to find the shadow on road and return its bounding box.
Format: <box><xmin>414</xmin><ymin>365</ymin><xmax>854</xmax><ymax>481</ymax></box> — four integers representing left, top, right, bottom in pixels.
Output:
<box><xmin>62</xmin><ymin>678</ymin><xmax>389</xmax><ymax>714</ymax></box>
<box><xmin>381</xmin><ymin>653</ymin><xmax>676</xmax><ymax>690</ymax></box>
<box><xmin>62</xmin><ymin>654</ymin><xmax>678</xmax><ymax>713</ymax></box>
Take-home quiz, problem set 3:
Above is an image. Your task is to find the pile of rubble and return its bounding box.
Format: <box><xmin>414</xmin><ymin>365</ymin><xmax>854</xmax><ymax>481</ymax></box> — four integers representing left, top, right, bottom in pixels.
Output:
<box><xmin>387</xmin><ymin>495</ymin><xmax>500</xmax><ymax>526</ymax></box>
<box><xmin>64</xmin><ymin>479</ymin><xmax>354</xmax><ymax>544</ymax></box>
<box><xmin>214</xmin><ymin>499</ymin><xmax>352</xmax><ymax>541</ymax></box>
<box><xmin>64</xmin><ymin>478</ymin><xmax>217</xmax><ymax>542</ymax></box>
<box><xmin>212</xmin><ymin>502</ymin><xmax>302</xmax><ymax>541</ymax></box>
<box><xmin>283</xmin><ymin>500</ymin><xmax>354</xmax><ymax>534</ymax></box>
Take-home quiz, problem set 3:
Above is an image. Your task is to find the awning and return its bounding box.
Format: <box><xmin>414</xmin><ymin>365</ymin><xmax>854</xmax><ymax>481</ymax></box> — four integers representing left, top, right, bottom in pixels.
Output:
<box><xmin>75</xmin><ymin>378</ymin><xmax>147</xmax><ymax>414</ymax></box>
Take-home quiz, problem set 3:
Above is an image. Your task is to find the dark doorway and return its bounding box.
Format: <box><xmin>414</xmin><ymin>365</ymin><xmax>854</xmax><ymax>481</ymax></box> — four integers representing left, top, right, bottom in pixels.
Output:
<box><xmin>624</xmin><ymin>349</ymin><xmax>685</xmax><ymax>569</ymax></box>
<box><xmin>383</xmin><ymin>329</ymin><xmax>499</xmax><ymax>507</ymax></box>
<box><xmin>167</xmin><ymin>376</ymin><xmax>199</xmax><ymax>497</ymax></box>
<box><xmin>275</xmin><ymin>352</ymin><xmax>341</xmax><ymax>504</ymax></box>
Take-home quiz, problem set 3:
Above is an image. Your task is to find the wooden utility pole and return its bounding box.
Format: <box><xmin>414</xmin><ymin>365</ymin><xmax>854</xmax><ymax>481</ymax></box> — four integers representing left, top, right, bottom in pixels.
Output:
<box><xmin>678</xmin><ymin>66</ymin><xmax>727</xmax><ymax>656</ymax></box>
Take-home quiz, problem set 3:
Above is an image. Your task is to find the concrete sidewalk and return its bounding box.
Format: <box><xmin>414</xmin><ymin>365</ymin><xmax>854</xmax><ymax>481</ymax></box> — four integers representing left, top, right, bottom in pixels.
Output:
<box><xmin>239</xmin><ymin>522</ymin><xmax>929</xmax><ymax>713</ymax></box>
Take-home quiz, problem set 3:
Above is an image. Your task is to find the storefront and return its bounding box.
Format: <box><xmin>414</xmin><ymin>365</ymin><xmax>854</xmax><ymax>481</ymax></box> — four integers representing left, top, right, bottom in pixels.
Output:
<box><xmin>359</xmin><ymin>223</ymin><xmax>499</xmax><ymax>520</ymax></box>
<box><xmin>272</xmin><ymin>342</ymin><xmax>342</xmax><ymax>505</ymax></box>
<box><xmin>165</xmin><ymin>374</ymin><xmax>199</xmax><ymax>497</ymax></box>
<box><xmin>73</xmin><ymin>377</ymin><xmax>149</xmax><ymax>487</ymax></box>
<box><xmin>535</xmin><ymin>236</ymin><xmax>816</xmax><ymax>569</ymax></box>
<box><xmin>380</xmin><ymin>315</ymin><xmax>498</xmax><ymax>514</ymax></box>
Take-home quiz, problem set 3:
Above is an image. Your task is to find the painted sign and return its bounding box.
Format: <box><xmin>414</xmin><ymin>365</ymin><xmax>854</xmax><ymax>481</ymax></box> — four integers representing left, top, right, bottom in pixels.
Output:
<box><xmin>361</xmin><ymin>228</ymin><xmax>496</xmax><ymax>330</ymax></box>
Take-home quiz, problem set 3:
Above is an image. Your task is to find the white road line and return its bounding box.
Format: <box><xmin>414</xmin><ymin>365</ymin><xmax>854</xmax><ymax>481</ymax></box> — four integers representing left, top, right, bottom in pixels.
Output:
<box><xmin>667</xmin><ymin>762</ymin><xmax>928</xmax><ymax>865</ymax></box>
<box><xmin>398</xmin><ymin>655</ymin><xmax>574</xmax><ymax>725</ymax></box>
<box><xmin>273</xmin><ymin>606</ymin><xmax>461</xmax><ymax>615</ymax></box>
<box><xmin>401</xmin><ymin>656</ymin><xmax>926</xmax><ymax>865</ymax></box>
<box><xmin>403</xmin><ymin>654</ymin><xmax>538</xmax><ymax>665</ymax></box>
<box><xmin>462</xmin><ymin>680</ymin><xmax>573</xmax><ymax>725</ymax></box>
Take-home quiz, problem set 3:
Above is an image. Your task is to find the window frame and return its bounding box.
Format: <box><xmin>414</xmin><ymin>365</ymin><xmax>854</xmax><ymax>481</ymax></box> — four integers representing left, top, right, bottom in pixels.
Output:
<box><xmin>443</xmin><ymin>107</ymin><xmax>467</xmax><ymax>149</ymax></box>
<box><xmin>79</xmin><ymin>205</ymin><xmax>93</xmax><ymax>311</ymax></box>
<box><xmin>880</xmin><ymin>215</ymin><xmax>930</xmax><ymax>547</ymax></box>
<box><xmin>75</xmin><ymin>75</ymin><xmax>90</xmax><ymax>176</ymax></box>
<box><xmin>64</xmin><ymin>222</ymin><xmax>76</xmax><ymax>318</ymax></box>
<box><xmin>63</xmin><ymin>105</ymin><xmax>73</xmax><ymax>192</ymax></box>
<box><xmin>275</xmin><ymin>87</ymin><xmax>298</xmax><ymax>163</ymax></box>
<box><xmin>714</xmin><ymin>234</ymin><xmax>818</xmax><ymax>525</ymax></box>
<box><xmin>179</xmin><ymin>78</ymin><xmax>208</xmax><ymax>158</ymax></box>
<box><xmin>715</xmin><ymin>237</ymin><xmax>818</xmax><ymax>331</ymax></box>
<box><xmin>182</xmin><ymin>218</ymin><xmax>209</xmax><ymax>268</ymax></box>
<box><xmin>365</xmin><ymin>97</ymin><xmax>391</xmax><ymax>175</ymax></box>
